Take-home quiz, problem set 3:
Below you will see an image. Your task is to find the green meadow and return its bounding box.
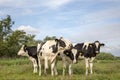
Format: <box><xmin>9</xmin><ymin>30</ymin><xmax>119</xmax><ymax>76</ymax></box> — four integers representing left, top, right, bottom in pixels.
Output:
<box><xmin>0</xmin><ymin>58</ymin><xmax>120</xmax><ymax>80</ymax></box>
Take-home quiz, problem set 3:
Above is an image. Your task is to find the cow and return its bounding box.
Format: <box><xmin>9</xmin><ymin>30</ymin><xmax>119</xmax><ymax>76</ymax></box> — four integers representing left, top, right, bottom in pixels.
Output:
<box><xmin>37</xmin><ymin>37</ymin><xmax>78</xmax><ymax>76</ymax></box>
<box><xmin>17</xmin><ymin>45</ymin><xmax>38</xmax><ymax>73</ymax></box>
<box><xmin>71</xmin><ymin>41</ymin><xmax>104</xmax><ymax>75</ymax></box>
<box><xmin>59</xmin><ymin>49</ymin><xmax>79</xmax><ymax>76</ymax></box>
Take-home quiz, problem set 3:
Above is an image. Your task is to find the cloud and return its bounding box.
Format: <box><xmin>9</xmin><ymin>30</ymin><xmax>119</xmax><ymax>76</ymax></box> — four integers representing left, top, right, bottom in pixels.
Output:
<box><xmin>17</xmin><ymin>25</ymin><xmax>40</xmax><ymax>34</ymax></box>
<box><xmin>0</xmin><ymin>0</ymin><xmax>71</xmax><ymax>9</ymax></box>
<box><xmin>43</xmin><ymin>0</ymin><xmax>71</xmax><ymax>9</ymax></box>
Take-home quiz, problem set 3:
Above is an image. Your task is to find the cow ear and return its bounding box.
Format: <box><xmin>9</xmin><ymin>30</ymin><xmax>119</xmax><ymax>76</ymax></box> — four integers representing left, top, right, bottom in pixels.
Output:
<box><xmin>24</xmin><ymin>45</ymin><xmax>27</xmax><ymax>51</ymax></box>
<box><xmin>24</xmin><ymin>44</ymin><xmax>27</xmax><ymax>47</ymax></box>
<box><xmin>55</xmin><ymin>39</ymin><xmax>59</xmax><ymax>42</ymax></box>
<box><xmin>101</xmin><ymin>43</ymin><xmax>105</xmax><ymax>46</ymax></box>
<box><xmin>89</xmin><ymin>43</ymin><xmax>93</xmax><ymax>46</ymax></box>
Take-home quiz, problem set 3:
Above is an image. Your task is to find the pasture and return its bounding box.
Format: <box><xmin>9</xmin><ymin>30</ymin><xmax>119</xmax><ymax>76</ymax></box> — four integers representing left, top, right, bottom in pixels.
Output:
<box><xmin>0</xmin><ymin>58</ymin><xmax>120</xmax><ymax>80</ymax></box>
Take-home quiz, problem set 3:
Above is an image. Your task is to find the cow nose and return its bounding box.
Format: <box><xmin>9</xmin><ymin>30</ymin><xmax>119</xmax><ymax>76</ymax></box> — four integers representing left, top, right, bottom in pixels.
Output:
<box><xmin>73</xmin><ymin>60</ymin><xmax>77</xmax><ymax>64</ymax></box>
<box><xmin>96</xmin><ymin>51</ymin><xmax>99</xmax><ymax>54</ymax></box>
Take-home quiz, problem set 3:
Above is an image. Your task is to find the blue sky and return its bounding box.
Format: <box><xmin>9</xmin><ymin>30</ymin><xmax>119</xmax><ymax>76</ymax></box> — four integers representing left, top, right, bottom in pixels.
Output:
<box><xmin>0</xmin><ymin>0</ymin><xmax>120</xmax><ymax>56</ymax></box>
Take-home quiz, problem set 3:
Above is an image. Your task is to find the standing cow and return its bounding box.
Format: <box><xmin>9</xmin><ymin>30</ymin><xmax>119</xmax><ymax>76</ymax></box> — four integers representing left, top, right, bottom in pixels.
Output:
<box><xmin>37</xmin><ymin>37</ymin><xmax>78</xmax><ymax>76</ymax></box>
<box><xmin>71</xmin><ymin>41</ymin><xmax>104</xmax><ymax>75</ymax></box>
<box><xmin>17</xmin><ymin>45</ymin><xmax>38</xmax><ymax>73</ymax></box>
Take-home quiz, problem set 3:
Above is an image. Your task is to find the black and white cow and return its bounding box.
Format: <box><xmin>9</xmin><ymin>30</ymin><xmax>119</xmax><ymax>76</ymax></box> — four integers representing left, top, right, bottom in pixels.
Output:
<box><xmin>17</xmin><ymin>45</ymin><xmax>38</xmax><ymax>73</ymax></box>
<box><xmin>72</xmin><ymin>41</ymin><xmax>104</xmax><ymax>75</ymax></box>
<box><xmin>37</xmin><ymin>37</ymin><xmax>78</xmax><ymax>76</ymax></box>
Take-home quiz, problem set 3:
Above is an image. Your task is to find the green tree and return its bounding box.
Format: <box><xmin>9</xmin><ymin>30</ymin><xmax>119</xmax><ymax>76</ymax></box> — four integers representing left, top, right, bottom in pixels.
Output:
<box><xmin>0</xmin><ymin>15</ymin><xmax>14</xmax><ymax>42</ymax></box>
<box><xmin>0</xmin><ymin>15</ymin><xmax>14</xmax><ymax>57</ymax></box>
<box><xmin>4</xmin><ymin>30</ymin><xmax>37</xmax><ymax>57</ymax></box>
<box><xmin>43</xmin><ymin>36</ymin><xmax>56</xmax><ymax>41</ymax></box>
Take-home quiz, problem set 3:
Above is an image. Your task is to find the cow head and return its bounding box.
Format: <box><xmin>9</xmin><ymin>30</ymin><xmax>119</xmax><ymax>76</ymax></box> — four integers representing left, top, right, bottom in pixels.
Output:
<box><xmin>59</xmin><ymin>37</ymin><xmax>73</xmax><ymax>50</ymax></box>
<box><xmin>64</xmin><ymin>48</ymin><xmax>79</xmax><ymax>64</ymax></box>
<box><xmin>93</xmin><ymin>41</ymin><xmax>105</xmax><ymax>54</ymax></box>
<box><xmin>17</xmin><ymin>45</ymin><xmax>29</xmax><ymax>56</ymax></box>
<box><xmin>55</xmin><ymin>39</ymin><xmax>66</xmax><ymax>49</ymax></box>
<box><xmin>71</xmin><ymin>48</ymin><xmax>79</xmax><ymax>64</ymax></box>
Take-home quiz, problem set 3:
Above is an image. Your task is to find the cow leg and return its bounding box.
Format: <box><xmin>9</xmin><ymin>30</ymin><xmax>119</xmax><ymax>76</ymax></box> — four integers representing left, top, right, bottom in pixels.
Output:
<box><xmin>51</xmin><ymin>60</ymin><xmax>57</xmax><ymax>76</ymax></box>
<box><xmin>54</xmin><ymin>60</ymin><xmax>58</xmax><ymax>75</ymax></box>
<box><xmin>68</xmin><ymin>63</ymin><xmax>72</xmax><ymax>75</ymax></box>
<box><xmin>62</xmin><ymin>56</ymin><xmax>66</xmax><ymax>76</ymax></box>
<box><xmin>44</xmin><ymin>57</ymin><xmax>48</xmax><ymax>75</ymax></box>
<box><xmin>89</xmin><ymin>57</ymin><xmax>95</xmax><ymax>74</ymax></box>
<box><xmin>29</xmin><ymin>57</ymin><xmax>38</xmax><ymax>73</ymax></box>
<box><xmin>38</xmin><ymin>56</ymin><xmax>41</xmax><ymax>76</ymax></box>
<box><xmin>85</xmin><ymin>58</ymin><xmax>89</xmax><ymax>75</ymax></box>
<box><xmin>33</xmin><ymin>60</ymin><xmax>38</xmax><ymax>73</ymax></box>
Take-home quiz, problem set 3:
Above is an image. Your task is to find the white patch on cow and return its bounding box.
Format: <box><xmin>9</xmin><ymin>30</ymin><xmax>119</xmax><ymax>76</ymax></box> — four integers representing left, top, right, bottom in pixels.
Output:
<box><xmin>37</xmin><ymin>43</ymin><xmax>41</xmax><ymax>52</ymax></box>
<box><xmin>17</xmin><ymin>45</ymin><xmax>29</xmax><ymax>57</ymax></box>
<box><xmin>83</xmin><ymin>42</ymin><xmax>91</xmax><ymax>50</ymax></box>
<box><xmin>41</xmin><ymin>40</ymin><xmax>62</xmax><ymax>55</ymax></box>
<box><xmin>95</xmin><ymin>42</ymin><xmax>99</xmax><ymax>49</ymax></box>
<box><xmin>72</xmin><ymin>49</ymin><xmax>77</xmax><ymax>64</ymax></box>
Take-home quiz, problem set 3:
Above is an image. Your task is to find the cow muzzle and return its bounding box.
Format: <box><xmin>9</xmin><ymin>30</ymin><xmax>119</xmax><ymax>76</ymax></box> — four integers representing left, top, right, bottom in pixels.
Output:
<box><xmin>96</xmin><ymin>51</ymin><xmax>99</xmax><ymax>54</ymax></box>
<box><xmin>73</xmin><ymin>60</ymin><xmax>77</xmax><ymax>64</ymax></box>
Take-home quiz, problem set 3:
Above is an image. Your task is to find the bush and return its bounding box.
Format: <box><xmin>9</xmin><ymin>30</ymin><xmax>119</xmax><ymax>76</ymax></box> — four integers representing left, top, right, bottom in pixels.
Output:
<box><xmin>96</xmin><ymin>52</ymin><xmax>115</xmax><ymax>60</ymax></box>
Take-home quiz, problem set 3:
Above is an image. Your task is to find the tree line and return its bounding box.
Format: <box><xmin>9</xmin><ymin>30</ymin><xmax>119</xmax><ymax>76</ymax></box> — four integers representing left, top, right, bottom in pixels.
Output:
<box><xmin>0</xmin><ymin>15</ymin><xmax>56</xmax><ymax>57</ymax></box>
<box><xmin>0</xmin><ymin>15</ymin><xmax>119</xmax><ymax>60</ymax></box>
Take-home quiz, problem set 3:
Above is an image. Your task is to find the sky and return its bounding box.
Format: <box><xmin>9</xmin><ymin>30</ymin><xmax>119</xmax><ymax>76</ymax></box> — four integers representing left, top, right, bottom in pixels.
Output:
<box><xmin>0</xmin><ymin>0</ymin><xmax>120</xmax><ymax>56</ymax></box>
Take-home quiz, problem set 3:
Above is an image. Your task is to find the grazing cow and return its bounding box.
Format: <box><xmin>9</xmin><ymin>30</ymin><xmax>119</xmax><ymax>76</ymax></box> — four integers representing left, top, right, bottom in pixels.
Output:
<box><xmin>37</xmin><ymin>37</ymin><xmax>78</xmax><ymax>76</ymax></box>
<box><xmin>17</xmin><ymin>45</ymin><xmax>38</xmax><ymax>73</ymax></box>
<box><xmin>72</xmin><ymin>41</ymin><xmax>104</xmax><ymax>75</ymax></box>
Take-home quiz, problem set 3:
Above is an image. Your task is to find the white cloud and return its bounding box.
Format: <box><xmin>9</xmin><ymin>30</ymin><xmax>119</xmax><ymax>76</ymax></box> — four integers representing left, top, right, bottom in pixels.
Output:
<box><xmin>0</xmin><ymin>0</ymin><xmax>71</xmax><ymax>9</ymax></box>
<box><xmin>17</xmin><ymin>25</ymin><xmax>40</xmax><ymax>34</ymax></box>
<box><xmin>43</xmin><ymin>0</ymin><xmax>71</xmax><ymax>9</ymax></box>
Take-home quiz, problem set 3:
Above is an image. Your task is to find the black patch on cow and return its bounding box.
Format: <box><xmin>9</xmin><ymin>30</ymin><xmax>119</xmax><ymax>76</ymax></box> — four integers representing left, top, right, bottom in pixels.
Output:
<box><xmin>58</xmin><ymin>39</ymin><xmax>66</xmax><ymax>48</ymax></box>
<box><xmin>26</xmin><ymin>46</ymin><xmax>37</xmax><ymax>57</ymax></box>
<box><xmin>82</xmin><ymin>44</ymin><xmax>96</xmax><ymax>58</ymax></box>
<box><xmin>24</xmin><ymin>45</ymin><xmax>38</xmax><ymax>64</ymax></box>
<box><xmin>64</xmin><ymin>50</ymin><xmax>74</xmax><ymax>60</ymax></box>
<box><xmin>51</xmin><ymin>44</ymin><xmax>58</xmax><ymax>53</ymax></box>
<box><xmin>75</xmin><ymin>50</ymin><xmax>80</xmax><ymax>61</ymax></box>
<box><xmin>50</xmin><ymin>39</ymin><xmax>66</xmax><ymax>53</ymax></box>
<box><xmin>74</xmin><ymin>43</ymin><xmax>84</xmax><ymax>54</ymax></box>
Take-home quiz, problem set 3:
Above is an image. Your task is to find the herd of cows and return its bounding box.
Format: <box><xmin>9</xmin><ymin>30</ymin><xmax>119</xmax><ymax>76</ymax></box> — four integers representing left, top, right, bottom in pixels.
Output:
<box><xmin>17</xmin><ymin>37</ymin><xmax>105</xmax><ymax>76</ymax></box>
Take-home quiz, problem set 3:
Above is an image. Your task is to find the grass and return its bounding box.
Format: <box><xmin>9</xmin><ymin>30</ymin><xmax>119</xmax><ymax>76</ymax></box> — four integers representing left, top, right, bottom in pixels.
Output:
<box><xmin>0</xmin><ymin>58</ymin><xmax>120</xmax><ymax>80</ymax></box>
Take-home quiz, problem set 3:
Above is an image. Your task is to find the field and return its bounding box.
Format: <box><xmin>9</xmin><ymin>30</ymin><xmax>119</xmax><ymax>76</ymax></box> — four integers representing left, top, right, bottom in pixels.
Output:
<box><xmin>0</xmin><ymin>58</ymin><xmax>120</xmax><ymax>80</ymax></box>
